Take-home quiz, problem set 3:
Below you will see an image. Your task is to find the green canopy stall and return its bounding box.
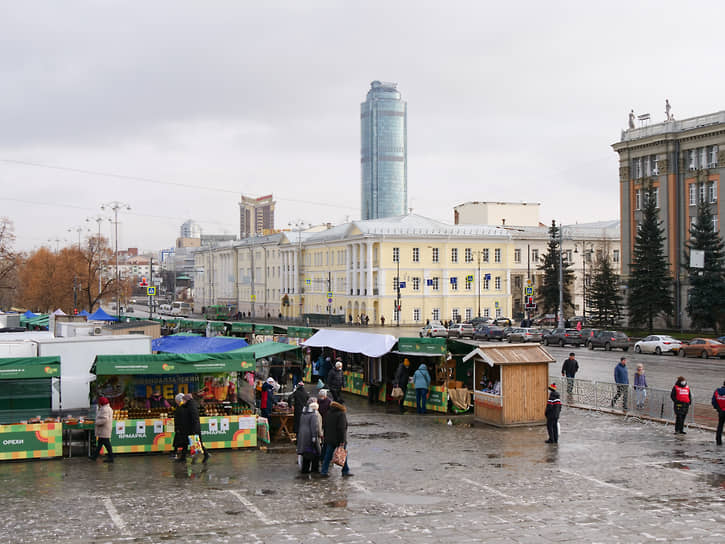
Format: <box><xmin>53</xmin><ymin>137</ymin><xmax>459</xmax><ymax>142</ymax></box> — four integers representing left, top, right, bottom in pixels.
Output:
<box><xmin>0</xmin><ymin>356</ymin><xmax>62</xmax><ymax>461</ymax></box>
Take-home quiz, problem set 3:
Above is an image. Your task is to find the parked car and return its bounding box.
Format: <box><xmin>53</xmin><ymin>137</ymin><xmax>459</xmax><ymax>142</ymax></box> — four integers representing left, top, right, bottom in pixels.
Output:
<box><xmin>473</xmin><ymin>325</ymin><xmax>505</xmax><ymax>341</ymax></box>
<box><xmin>534</xmin><ymin>314</ymin><xmax>558</xmax><ymax>327</ymax></box>
<box><xmin>502</xmin><ymin>326</ymin><xmax>516</xmax><ymax>340</ymax></box>
<box><xmin>508</xmin><ymin>328</ymin><xmax>543</xmax><ymax>343</ymax></box>
<box><xmin>634</xmin><ymin>335</ymin><xmax>682</xmax><ymax>355</ymax></box>
<box><xmin>579</xmin><ymin>328</ymin><xmax>600</xmax><ymax>341</ymax></box>
<box><xmin>493</xmin><ymin>317</ymin><xmax>512</xmax><ymax>327</ymax></box>
<box><xmin>679</xmin><ymin>338</ymin><xmax>725</xmax><ymax>359</ymax></box>
<box><xmin>419</xmin><ymin>322</ymin><xmax>448</xmax><ymax>338</ymax></box>
<box><xmin>587</xmin><ymin>330</ymin><xmax>630</xmax><ymax>351</ymax></box>
<box><xmin>469</xmin><ymin>317</ymin><xmax>493</xmax><ymax>328</ymax></box>
<box><xmin>448</xmin><ymin>323</ymin><xmax>474</xmax><ymax>338</ymax></box>
<box><xmin>543</xmin><ymin>328</ymin><xmax>585</xmax><ymax>347</ymax></box>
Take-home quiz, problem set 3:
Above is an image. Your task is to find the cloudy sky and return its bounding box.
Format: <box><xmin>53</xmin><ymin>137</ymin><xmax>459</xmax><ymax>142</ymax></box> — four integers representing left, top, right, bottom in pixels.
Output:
<box><xmin>1</xmin><ymin>1</ymin><xmax>723</xmax><ymax>252</ymax></box>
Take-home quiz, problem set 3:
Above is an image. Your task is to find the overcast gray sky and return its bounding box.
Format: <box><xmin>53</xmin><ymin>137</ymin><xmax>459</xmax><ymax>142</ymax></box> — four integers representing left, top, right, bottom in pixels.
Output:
<box><xmin>2</xmin><ymin>1</ymin><xmax>723</xmax><ymax>252</ymax></box>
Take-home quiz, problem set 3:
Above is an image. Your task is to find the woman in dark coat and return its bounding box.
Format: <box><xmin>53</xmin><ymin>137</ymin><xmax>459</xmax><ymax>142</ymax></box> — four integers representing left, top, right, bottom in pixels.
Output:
<box><xmin>296</xmin><ymin>399</ymin><xmax>321</xmax><ymax>473</ymax></box>
<box><xmin>173</xmin><ymin>393</ymin><xmax>190</xmax><ymax>461</ymax></box>
<box><xmin>291</xmin><ymin>382</ymin><xmax>309</xmax><ymax>434</ymax></box>
<box><xmin>319</xmin><ymin>401</ymin><xmax>351</xmax><ymax>476</ymax></box>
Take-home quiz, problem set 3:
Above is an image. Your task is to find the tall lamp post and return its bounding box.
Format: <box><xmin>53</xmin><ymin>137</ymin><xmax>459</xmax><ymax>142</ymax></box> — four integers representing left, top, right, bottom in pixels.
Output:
<box><xmin>558</xmin><ymin>222</ymin><xmax>565</xmax><ymax>329</ymax></box>
<box><xmin>574</xmin><ymin>243</ymin><xmax>594</xmax><ymax>323</ymax></box>
<box><xmin>288</xmin><ymin>220</ymin><xmax>306</xmax><ymax>321</ymax></box>
<box><xmin>101</xmin><ymin>201</ymin><xmax>131</xmax><ymax>320</ymax></box>
<box><xmin>86</xmin><ymin>215</ymin><xmax>111</xmax><ymax>307</ymax></box>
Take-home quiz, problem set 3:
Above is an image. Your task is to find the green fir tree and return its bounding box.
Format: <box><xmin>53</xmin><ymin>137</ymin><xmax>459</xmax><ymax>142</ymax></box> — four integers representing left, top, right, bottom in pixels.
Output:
<box><xmin>587</xmin><ymin>255</ymin><xmax>622</xmax><ymax>327</ymax></box>
<box><xmin>537</xmin><ymin>220</ymin><xmax>575</xmax><ymax>317</ymax></box>
<box><xmin>627</xmin><ymin>183</ymin><xmax>673</xmax><ymax>331</ymax></box>
<box><xmin>683</xmin><ymin>189</ymin><xmax>725</xmax><ymax>332</ymax></box>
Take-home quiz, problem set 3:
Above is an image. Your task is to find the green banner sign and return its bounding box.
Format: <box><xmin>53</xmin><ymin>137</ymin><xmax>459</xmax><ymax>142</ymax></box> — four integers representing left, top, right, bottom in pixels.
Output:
<box><xmin>0</xmin><ymin>422</ymin><xmax>62</xmax><ymax>461</ymax></box>
<box><xmin>397</xmin><ymin>338</ymin><xmax>447</xmax><ymax>355</ymax></box>
<box><xmin>93</xmin><ymin>354</ymin><xmax>255</xmax><ymax>376</ymax></box>
<box><xmin>0</xmin><ymin>357</ymin><xmax>60</xmax><ymax>380</ymax></box>
<box><xmin>403</xmin><ymin>385</ymin><xmax>448</xmax><ymax>413</ymax></box>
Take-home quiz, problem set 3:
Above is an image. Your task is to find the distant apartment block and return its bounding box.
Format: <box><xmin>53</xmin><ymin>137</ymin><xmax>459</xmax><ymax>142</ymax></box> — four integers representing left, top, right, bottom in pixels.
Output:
<box><xmin>240</xmin><ymin>194</ymin><xmax>275</xmax><ymax>238</ymax></box>
<box><xmin>454</xmin><ymin>202</ymin><xmax>542</xmax><ymax>227</ymax></box>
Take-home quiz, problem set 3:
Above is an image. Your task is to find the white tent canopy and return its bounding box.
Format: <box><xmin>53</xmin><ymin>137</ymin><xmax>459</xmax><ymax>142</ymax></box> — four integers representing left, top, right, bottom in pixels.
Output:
<box><xmin>53</xmin><ymin>308</ymin><xmax>67</xmax><ymax>316</ymax></box>
<box><xmin>302</xmin><ymin>329</ymin><xmax>397</xmax><ymax>358</ymax></box>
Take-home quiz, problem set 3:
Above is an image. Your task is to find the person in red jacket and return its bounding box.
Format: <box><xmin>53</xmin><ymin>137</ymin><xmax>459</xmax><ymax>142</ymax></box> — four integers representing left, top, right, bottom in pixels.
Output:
<box><xmin>670</xmin><ymin>376</ymin><xmax>692</xmax><ymax>435</ymax></box>
<box><xmin>711</xmin><ymin>380</ymin><xmax>725</xmax><ymax>445</ymax></box>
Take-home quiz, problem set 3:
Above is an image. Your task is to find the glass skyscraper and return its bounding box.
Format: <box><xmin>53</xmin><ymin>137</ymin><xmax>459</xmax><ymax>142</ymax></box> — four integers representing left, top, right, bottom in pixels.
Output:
<box><xmin>361</xmin><ymin>80</ymin><xmax>407</xmax><ymax>220</ymax></box>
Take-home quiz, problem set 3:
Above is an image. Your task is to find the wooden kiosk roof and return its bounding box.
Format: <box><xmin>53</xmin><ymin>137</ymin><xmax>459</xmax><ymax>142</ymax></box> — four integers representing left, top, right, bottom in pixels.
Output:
<box><xmin>459</xmin><ymin>341</ymin><xmax>555</xmax><ymax>366</ymax></box>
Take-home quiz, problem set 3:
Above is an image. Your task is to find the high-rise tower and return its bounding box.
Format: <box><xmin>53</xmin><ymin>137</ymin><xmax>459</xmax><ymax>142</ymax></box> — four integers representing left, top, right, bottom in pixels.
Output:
<box><xmin>361</xmin><ymin>80</ymin><xmax>407</xmax><ymax>219</ymax></box>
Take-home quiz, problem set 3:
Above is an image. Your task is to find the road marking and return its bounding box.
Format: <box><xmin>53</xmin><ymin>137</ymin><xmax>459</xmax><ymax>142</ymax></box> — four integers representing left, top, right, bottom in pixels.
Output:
<box><xmin>103</xmin><ymin>497</ymin><xmax>130</xmax><ymax>536</ymax></box>
<box><xmin>350</xmin><ymin>480</ymin><xmax>371</xmax><ymax>495</ymax></box>
<box><xmin>227</xmin><ymin>490</ymin><xmax>277</xmax><ymax>525</ymax></box>
<box><xmin>462</xmin><ymin>477</ymin><xmax>512</xmax><ymax>499</ymax></box>
<box><xmin>558</xmin><ymin>469</ymin><xmax>642</xmax><ymax>495</ymax></box>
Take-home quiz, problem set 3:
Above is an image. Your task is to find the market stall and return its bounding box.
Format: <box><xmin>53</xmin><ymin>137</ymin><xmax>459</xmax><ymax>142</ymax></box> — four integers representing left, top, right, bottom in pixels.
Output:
<box><xmin>91</xmin><ymin>353</ymin><xmax>258</xmax><ymax>454</ymax></box>
<box><xmin>462</xmin><ymin>343</ymin><xmax>554</xmax><ymax>427</ymax></box>
<box><xmin>0</xmin><ymin>356</ymin><xmax>63</xmax><ymax>461</ymax></box>
<box><xmin>391</xmin><ymin>338</ymin><xmax>452</xmax><ymax>413</ymax></box>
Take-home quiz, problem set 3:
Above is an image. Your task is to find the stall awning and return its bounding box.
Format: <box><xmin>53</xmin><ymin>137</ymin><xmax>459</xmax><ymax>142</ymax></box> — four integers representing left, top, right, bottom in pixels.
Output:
<box><xmin>92</xmin><ymin>353</ymin><xmax>255</xmax><ymax>375</ymax></box>
<box><xmin>286</xmin><ymin>326</ymin><xmax>316</xmax><ymax>338</ymax></box>
<box><xmin>396</xmin><ymin>337</ymin><xmax>447</xmax><ymax>355</ymax></box>
<box><xmin>254</xmin><ymin>324</ymin><xmax>274</xmax><ymax>335</ymax></box>
<box><xmin>302</xmin><ymin>329</ymin><xmax>396</xmax><ymax>358</ymax></box>
<box><xmin>152</xmin><ymin>335</ymin><xmax>248</xmax><ymax>354</ymax></box>
<box><xmin>230</xmin><ymin>322</ymin><xmax>254</xmax><ymax>333</ymax></box>
<box><xmin>208</xmin><ymin>321</ymin><xmax>226</xmax><ymax>331</ymax></box>
<box><xmin>0</xmin><ymin>356</ymin><xmax>60</xmax><ymax>379</ymax></box>
<box><xmin>87</xmin><ymin>308</ymin><xmax>118</xmax><ymax>321</ymax></box>
<box><xmin>461</xmin><ymin>343</ymin><xmax>555</xmax><ymax>366</ymax></box>
<box><xmin>228</xmin><ymin>341</ymin><xmax>300</xmax><ymax>360</ymax></box>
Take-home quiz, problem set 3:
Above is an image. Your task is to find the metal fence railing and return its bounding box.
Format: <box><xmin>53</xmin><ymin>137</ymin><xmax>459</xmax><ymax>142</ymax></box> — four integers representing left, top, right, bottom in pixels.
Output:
<box><xmin>549</xmin><ymin>376</ymin><xmax>697</xmax><ymax>427</ymax></box>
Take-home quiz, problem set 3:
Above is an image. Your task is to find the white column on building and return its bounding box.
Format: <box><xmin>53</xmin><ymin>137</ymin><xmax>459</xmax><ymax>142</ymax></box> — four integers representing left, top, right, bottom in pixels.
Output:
<box><xmin>281</xmin><ymin>251</ymin><xmax>287</xmax><ymax>294</ymax></box>
<box><xmin>293</xmin><ymin>250</ymin><xmax>299</xmax><ymax>295</ymax></box>
<box><xmin>351</xmin><ymin>244</ymin><xmax>358</xmax><ymax>294</ymax></box>
<box><xmin>366</xmin><ymin>242</ymin><xmax>373</xmax><ymax>296</ymax></box>
<box><xmin>346</xmin><ymin>245</ymin><xmax>352</xmax><ymax>295</ymax></box>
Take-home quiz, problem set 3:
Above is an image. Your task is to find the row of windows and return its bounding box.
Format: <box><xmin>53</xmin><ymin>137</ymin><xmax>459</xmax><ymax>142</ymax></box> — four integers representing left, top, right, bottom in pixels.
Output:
<box><xmin>688</xmin><ymin>146</ymin><xmax>719</xmax><ymax>171</ymax></box>
<box><xmin>635</xmin><ymin>187</ymin><xmax>660</xmax><ymax>210</ymax></box>
<box><xmin>394</xmin><ymin>247</ymin><xmax>502</xmax><ymax>263</ymax></box>
<box><xmin>406</xmin><ymin>307</ymin><xmax>502</xmax><ymax>321</ymax></box>
<box><xmin>393</xmin><ymin>276</ymin><xmax>503</xmax><ymax>291</ymax></box>
<box><xmin>632</xmin><ymin>155</ymin><xmax>659</xmax><ymax>178</ymax></box>
<box><xmin>516</xmin><ymin>248</ymin><xmax>619</xmax><ymax>264</ymax></box>
<box><xmin>688</xmin><ymin>181</ymin><xmax>718</xmax><ymax>206</ymax></box>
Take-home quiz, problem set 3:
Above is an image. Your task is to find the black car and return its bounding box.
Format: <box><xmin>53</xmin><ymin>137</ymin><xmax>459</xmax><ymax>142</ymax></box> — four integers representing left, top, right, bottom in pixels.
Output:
<box><xmin>473</xmin><ymin>325</ymin><xmax>505</xmax><ymax>341</ymax></box>
<box><xmin>587</xmin><ymin>330</ymin><xmax>630</xmax><ymax>351</ymax></box>
<box><xmin>543</xmin><ymin>328</ymin><xmax>585</xmax><ymax>347</ymax></box>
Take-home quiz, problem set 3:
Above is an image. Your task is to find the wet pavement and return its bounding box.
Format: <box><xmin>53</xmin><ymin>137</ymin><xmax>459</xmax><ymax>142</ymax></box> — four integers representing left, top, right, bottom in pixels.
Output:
<box><xmin>1</xmin><ymin>396</ymin><xmax>724</xmax><ymax>543</ymax></box>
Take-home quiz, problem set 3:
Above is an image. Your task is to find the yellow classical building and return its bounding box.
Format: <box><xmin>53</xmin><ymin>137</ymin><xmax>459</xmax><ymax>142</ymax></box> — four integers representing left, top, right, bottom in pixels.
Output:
<box><xmin>279</xmin><ymin>215</ymin><xmax>513</xmax><ymax>325</ymax></box>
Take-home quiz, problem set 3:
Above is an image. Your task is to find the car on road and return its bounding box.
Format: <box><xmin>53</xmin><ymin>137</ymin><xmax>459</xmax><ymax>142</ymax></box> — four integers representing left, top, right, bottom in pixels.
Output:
<box><xmin>502</xmin><ymin>326</ymin><xmax>516</xmax><ymax>340</ymax></box>
<box><xmin>473</xmin><ymin>325</ymin><xmax>505</xmax><ymax>341</ymax></box>
<box><xmin>634</xmin><ymin>335</ymin><xmax>682</xmax><ymax>355</ymax></box>
<box><xmin>493</xmin><ymin>317</ymin><xmax>512</xmax><ymax>327</ymax></box>
<box><xmin>579</xmin><ymin>328</ymin><xmax>600</xmax><ymax>341</ymax></box>
<box><xmin>679</xmin><ymin>338</ymin><xmax>725</xmax><ymax>359</ymax></box>
<box><xmin>586</xmin><ymin>330</ymin><xmax>630</xmax><ymax>351</ymax></box>
<box><xmin>448</xmin><ymin>323</ymin><xmax>474</xmax><ymax>338</ymax></box>
<box><xmin>508</xmin><ymin>328</ymin><xmax>543</xmax><ymax>343</ymax></box>
<box><xmin>543</xmin><ymin>328</ymin><xmax>585</xmax><ymax>347</ymax></box>
<box><xmin>419</xmin><ymin>322</ymin><xmax>448</xmax><ymax>338</ymax></box>
<box><xmin>469</xmin><ymin>317</ymin><xmax>493</xmax><ymax>328</ymax></box>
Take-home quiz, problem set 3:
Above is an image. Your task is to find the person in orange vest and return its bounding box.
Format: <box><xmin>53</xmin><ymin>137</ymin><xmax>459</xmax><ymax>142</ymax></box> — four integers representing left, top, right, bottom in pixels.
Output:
<box><xmin>711</xmin><ymin>380</ymin><xmax>725</xmax><ymax>445</ymax></box>
<box><xmin>670</xmin><ymin>376</ymin><xmax>692</xmax><ymax>435</ymax></box>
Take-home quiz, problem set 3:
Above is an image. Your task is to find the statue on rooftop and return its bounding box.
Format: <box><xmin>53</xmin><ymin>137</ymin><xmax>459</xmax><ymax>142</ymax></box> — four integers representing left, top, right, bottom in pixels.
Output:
<box><xmin>628</xmin><ymin>109</ymin><xmax>635</xmax><ymax>129</ymax></box>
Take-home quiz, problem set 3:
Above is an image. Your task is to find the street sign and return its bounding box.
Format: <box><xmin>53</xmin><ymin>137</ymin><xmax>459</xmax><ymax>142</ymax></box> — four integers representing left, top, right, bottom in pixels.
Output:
<box><xmin>466</xmin><ymin>274</ymin><xmax>474</xmax><ymax>282</ymax></box>
<box><xmin>399</xmin><ymin>281</ymin><xmax>406</xmax><ymax>289</ymax></box>
<box><xmin>146</xmin><ymin>286</ymin><xmax>156</xmax><ymax>296</ymax></box>
<box><xmin>305</xmin><ymin>278</ymin><xmax>311</xmax><ymax>285</ymax></box>
<box><xmin>525</xmin><ymin>287</ymin><xmax>533</xmax><ymax>296</ymax></box>
<box><xmin>526</xmin><ymin>279</ymin><xmax>532</xmax><ymax>286</ymax></box>
<box><xmin>484</xmin><ymin>273</ymin><xmax>491</xmax><ymax>281</ymax></box>
<box><xmin>450</xmin><ymin>277</ymin><xmax>457</xmax><ymax>284</ymax></box>
<box><xmin>327</xmin><ymin>298</ymin><xmax>333</xmax><ymax>303</ymax></box>
<box><xmin>326</xmin><ymin>291</ymin><xmax>333</xmax><ymax>299</ymax></box>
<box><xmin>495</xmin><ymin>301</ymin><xmax>499</xmax><ymax>309</ymax></box>
<box><xmin>251</xmin><ymin>294</ymin><xmax>256</xmax><ymax>301</ymax></box>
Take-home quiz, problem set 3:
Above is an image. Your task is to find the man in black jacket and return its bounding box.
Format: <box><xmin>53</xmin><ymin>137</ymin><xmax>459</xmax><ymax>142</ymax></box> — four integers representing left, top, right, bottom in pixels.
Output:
<box><xmin>319</xmin><ymin>401</ymin><xmax>351</xmax><ymax>477</ymax></box>
<box><xmin>561</xmin><ymin>353</ymin><xmax>579</xmax><ymax>399</ymax></box>
<box><xmin>173</xmin><ymin>393</ymin><xmax>190</xmax><ymax>461</ymax></box>
<box><xmin>291</xmin><ymin>381</ymin><xmax>309</xmax><ymax>434</ymax></box>
<box><xmin>545</xmin><ymin>383</ymin><xmax>562</xmax><ymax>444</ymax></box>
<box><xmin>185</xmin><ymin>393</ymin><xmax>209</xmax><ymax>463</ymax></box>
<box><xmin>327</xmin><ymin>360</ymin><xmax>345</xmax><ymax>403</ymax></box>
<box><xmin>393</xmin><ymin>358</ymin><xmax>411</xmax><ymax>413</ymax></box>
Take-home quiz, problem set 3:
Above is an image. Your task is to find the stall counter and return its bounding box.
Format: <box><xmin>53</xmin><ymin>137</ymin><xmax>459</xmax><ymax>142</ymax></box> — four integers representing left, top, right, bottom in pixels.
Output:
<box><xmin>110</xmin><ymin>415</ymin><xmax>257</xmax><ymax>454</ymax></box>
<box><xmin>0</xmin><ymin>422</ymin><xmax>63</xmax><ymax>461</ymax></box>
<box><xmin>342</xmin><ymin>371</ymin><xmax>387</xmax><ymax>402</ymax></box>
<box><xmin>403</xmin><ymin>384</ymin><xmax>448</xmax><ymax>413</ymax></box>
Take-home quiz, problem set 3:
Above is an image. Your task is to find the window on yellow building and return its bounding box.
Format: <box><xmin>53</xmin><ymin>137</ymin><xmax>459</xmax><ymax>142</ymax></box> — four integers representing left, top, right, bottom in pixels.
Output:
<box><xmin>494</xmin><ymin>248</ymin><xmax>501</xmax><ymax>263</ymax></box>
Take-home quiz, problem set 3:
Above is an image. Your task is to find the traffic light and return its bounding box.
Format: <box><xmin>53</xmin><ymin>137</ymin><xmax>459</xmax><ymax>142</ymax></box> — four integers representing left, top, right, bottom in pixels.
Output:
<box><xmin>73</xmin><ymin>308</ymin><xmax>78</xmax><ymax>315</ymax></box>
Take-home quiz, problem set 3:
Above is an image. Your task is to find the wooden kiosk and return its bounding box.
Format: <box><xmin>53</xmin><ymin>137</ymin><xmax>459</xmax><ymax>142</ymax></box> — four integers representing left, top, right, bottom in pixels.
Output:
<box><xmin>463</xmin><ymin>343</ymin><xmax>554</xmax><ymax>427</ymax></box>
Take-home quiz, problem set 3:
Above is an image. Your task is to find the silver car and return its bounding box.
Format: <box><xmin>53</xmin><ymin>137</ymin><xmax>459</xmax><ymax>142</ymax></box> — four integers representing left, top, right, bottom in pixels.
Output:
<box><xmin>448</xmin><ymin>323</ymin><xmax>474</xmax><ymax>338</ymax></box>
<box><xmin>419</xmin><ymin>322</ymin><xmax>448</xmax><ymax>338</ymax></box>
<box><xmin>508</xmin><ymin>328</ymin><xmax>543</xmax><ymax>343</ymax></box>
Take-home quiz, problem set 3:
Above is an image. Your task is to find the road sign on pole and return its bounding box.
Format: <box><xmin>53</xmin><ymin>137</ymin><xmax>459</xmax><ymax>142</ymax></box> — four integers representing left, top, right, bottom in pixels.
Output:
<box><xmin>525</xmin><ymin>287</ymin><xmax>533</xmax><ymax>296</ymax></box>
<box><xmin>146</xmin><ymin>286</ymin><xmax>156</xmax><ymax>296</ymax></box>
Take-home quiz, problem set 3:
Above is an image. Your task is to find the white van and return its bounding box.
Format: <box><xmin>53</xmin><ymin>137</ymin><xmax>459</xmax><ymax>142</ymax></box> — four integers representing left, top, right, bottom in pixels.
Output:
<box><xmin>170</xmin><ymin>301</ymin><xmax>192</xmax><ymax>317</ymax></box>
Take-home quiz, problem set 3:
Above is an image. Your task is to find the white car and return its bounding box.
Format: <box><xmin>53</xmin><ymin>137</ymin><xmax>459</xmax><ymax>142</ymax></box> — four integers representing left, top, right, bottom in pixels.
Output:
<box><xmin>634</xmin><ymin>335</ymin><xmax>682</xmax><ymax>355</ymax></box>
<box><xmin>419</xmin><ymin>322</ymin><xmax>448</xmax><ymax>338</ymax></box>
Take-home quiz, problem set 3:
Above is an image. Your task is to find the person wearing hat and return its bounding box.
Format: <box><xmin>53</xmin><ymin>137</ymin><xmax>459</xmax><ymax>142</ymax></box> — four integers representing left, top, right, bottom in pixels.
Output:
<box><xmin>393</xmin><ymin>358</ymin><xmax>412</xmax><ymax>413</ymax></box>
<box><xmin>184</xmin><ymin>393</ymin><xmax>209</xmax><ymax>462</ymax></box>
<box><xmin>711</xmin><ymin>380</ymin><xmax>725</xmax><ymax>445</ymax></box>
<box><xmin>545</xmin><ymin>383</ymin><xmax>562</xmax><ymax>444</ymax></box>
<box><xmin>297</xmin><ymin>398</ymin><xmax>322</xmax><ymax>474</ymax></box>
<box><xmin>173</xmin><ymin>393</ymin><xmax>190</xmax><ymax>461</ymax></box>
<box><xmin>291</xmin><ymin>381</ymin><xmax>309</xmax><ymax>435</ymax></box>
<box><xmin>327</xmin><ymin>359</ymin><xmax>345</xmax><ymax>403</ymax></box>
<box><xmin>260</xmin><ymin>377</ymin><xmax>275</xmax><ymax>419</ymax></box>
<box><xmin>90</xmin><ymin>397</ymin><xmax>114</xmax><ymax>462</ymax></box>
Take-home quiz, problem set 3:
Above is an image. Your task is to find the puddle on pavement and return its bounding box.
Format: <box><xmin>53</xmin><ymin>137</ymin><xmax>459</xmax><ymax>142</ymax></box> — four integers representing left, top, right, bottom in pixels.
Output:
<box><xmin>364</xmin><ymin>492</ymin><xmax>442</xmax><ymax>506</ymax></box>
<box><xmin>349</xmin><ymin>422</ymin><xmax>378</xmax><ymax>427</ymax></box>
<box><xmin>349</xmin><ymin>431</ymin><xmax>409</xmax><ymax>440</ymax></box>
<box><xmin>326</xmin><ymin>499</ymin><xmax>348</xmax><ymax>508</ymax></box>
<box><xmin>442</xmin><ymin>462</ymin><xmax>465</xmax><ymax>468</ymax></box>
<box><xmin>255</xmin><ymin>489</ymin><xmax>276</xmax><ymax>495</ymax></box>
<box><xmin>224</xmin><ymin>510</ymin><xmax>242</xmax><ymax>516</ymax></box>
<box><xmin>487</xmin><ymin>453</ymin><xmax>501</xmax><ymax>459</ymax></box>
<box><xmin>663</xmin><ymin>462</ymin><xmax>691</xmax><ymax>470</ymax></box>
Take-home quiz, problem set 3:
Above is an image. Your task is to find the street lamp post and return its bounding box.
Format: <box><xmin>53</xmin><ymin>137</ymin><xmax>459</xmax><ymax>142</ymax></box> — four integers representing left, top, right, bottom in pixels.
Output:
<box><xmin>288</xmin><ymin>220</ymin><xmax>306</xmax><ymax>322</ymax></box>
<box><xmin>396</xmin><ymin>258</ymin><xmax>401</xmax><ymax>327</ymax></box>
<box><xmin>558</xmin><ymin>222</ymin><xmax>565</xmax><ymax>329</ymax></box>
<box><xmin>574</xmin><ymin>243</ymin><xmax>594</xmax><ymax>323</ymax></box>
<box><xmin>101</xmin><ymin>201</ymin><xmax>131</xmax><ymax>320</ymax></box>
<box><xmin>86</xmin><ymin>215</ymin><xmax>111</xmax><ymax>307</ymax></box>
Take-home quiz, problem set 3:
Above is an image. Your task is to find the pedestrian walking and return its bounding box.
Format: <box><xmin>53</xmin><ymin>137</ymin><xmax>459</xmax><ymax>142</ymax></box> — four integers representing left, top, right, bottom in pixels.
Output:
<box><xmin>319</xmin><ymin>400</ymin><xmax>352</xmax><ymax>477</ymax></box>
<box><xmin>393</xmin><ymin>358</ymin><xmax>412</xmax><ymax>413</ymax></box>
<box><xmin>317</xmin><ymin>389</ymin><xmax>331</xmax><ymax>423</ymax></box>
<box><xmin>545</xmin><ymin>383</ymin><xmax>561</xmax><ymax>444</ymax></box>
<box><xmin>711</xmin><ymin>380</ymin><xmax>725</xmax><ymax>445</ymax></box>
<box><xmin>312</xmin><ymin>353</ymin><xmax>323</xmax><ymax>383</ymax></box>
<box><xmin>561</xmin><ymin>352</ymin><xmax>579</xmax><ymax>399</ymax></box>
<box><xmin>611</xmin><ymin>357</ymin><xmax>629</xmax><ymax>410</ymax></box>
<box><xmin>319</xmin><ymin>356</ymin><xmax>332</xmax><ymax>383</ymax></box>
<box><xmin>297</xmin><ymin>399</ymin><xmax>321</xmax><ymax>474</ymax></box>
<box><xmin>413</xmin><ymin>363</ymin><xmax>431</xmax><ymax>414</ymax></box>
<box><xmin>327</xmin><ymin>360</ymin><xmax>345</xmax><ymax>403</ymax></box>
<box><xmin>634</xmin><ymin>364</ymin><xmax>648</xmax><ymax>409</ymax></box>
<box><xmin>173</xmin><ymin>393</ymin><xmax>189</xmax><ymax>461</ymax></box>
<box><xmin>380</xmin><ymin>315</ymin><xmax>385</xmax><ymax>326</ymax></box>
<box><xmin>260</xmin><ymin>377</ymin><xmax>275</xmax><ymax>419</ymax></box>
<box><xmin>670</xmin><ymin>376</ymin><xmax>692</xmax><ymax>435</ymax></box>
<box><xmin>185</xmin><ymin>393</ymin><xmax>209</xmax><ymax>462</ymax></box>
<box><xmin>90</xmin><ymin>396</ymin><xmax>114</xmax><ymax>462</ymax></box>
<box><xmin>291</xmin><ymin>381</ymin><xmax>309</xmax><ymax>435</ymax></box>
